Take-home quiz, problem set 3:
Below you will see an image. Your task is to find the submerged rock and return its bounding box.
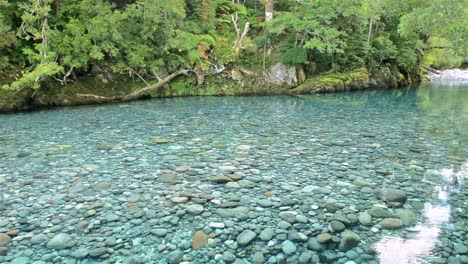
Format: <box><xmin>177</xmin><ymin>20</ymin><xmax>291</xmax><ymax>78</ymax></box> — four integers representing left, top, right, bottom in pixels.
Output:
<box><xmin>192</xmin><ymin>231</ymin><xmax>208</xmax><ymax>249</ymax></box>
<box><xmin>0</xmin><ymin>233</ymin><xmax>11</xmax><ymax>247</ymax></box>
<box><xmin>379</xmin><ymin>218</ymin><xmax>403</xmax><ymax>229</ymax></box>
<box><xmin>47</xmin><ymin>233</ymin><xmax>72</xmax><ymax>249</ymax></box>
<box><xmin>282</xmin><ymin>240</ymin><xmax>297</xmax><ymax>255</ymax></box>
<box><xmin>237</xmin><ymin>230</ymin><xmax>257</xmax><ymax>246</ymax></box>
<box><xmin>368</xmin><ymin>207</ymin><xmax>394</xmax><ymax>218</ymax></box>
<box><xmin>338</xmin><ymin>230</ymin><xmax>361</xmax><ymax>251</ymax></box>
<box><xmin>378</xmin><ymin>188</ymin><xmax>408</xmax><ymax>203</ymax></box>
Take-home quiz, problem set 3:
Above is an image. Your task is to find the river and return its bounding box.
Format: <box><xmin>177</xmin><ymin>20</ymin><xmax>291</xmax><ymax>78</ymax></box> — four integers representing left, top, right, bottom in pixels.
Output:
<box><xmin>0</xmin><ymin>83</ymin><xmax>466</xmax><ymax>263</ymax></box>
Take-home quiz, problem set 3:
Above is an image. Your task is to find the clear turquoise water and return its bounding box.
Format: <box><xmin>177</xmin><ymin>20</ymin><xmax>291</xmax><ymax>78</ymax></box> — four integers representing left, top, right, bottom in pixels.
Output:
<box><xmin>0</xmin><ymin>84</ymin><xmax>466</xmax><ymax>264</ymax></box>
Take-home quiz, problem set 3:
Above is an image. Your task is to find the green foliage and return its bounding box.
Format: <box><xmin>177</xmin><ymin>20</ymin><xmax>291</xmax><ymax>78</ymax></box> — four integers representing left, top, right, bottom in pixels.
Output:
<box><xmin>0</xmin><ymin>1</ymin><xmax>16</xmax><ymax>70</ymax></box>
<box><xmin>3</xmin><ymin>62</ymin><xmax>63</xmax><ymax>90</ymax></box>
<box><xmin>0</xmin><ymin>0</ymin><xmax>466</xmax><ymax>93</ymax></box>
<box><xmin>281</xmin><ymin>48</ymin><xmax>308</xmax><ymax>66</ymax></box>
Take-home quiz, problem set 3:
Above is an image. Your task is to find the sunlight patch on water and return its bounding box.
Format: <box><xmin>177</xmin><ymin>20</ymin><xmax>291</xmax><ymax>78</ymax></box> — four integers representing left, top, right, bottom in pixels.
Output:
<box><xmin>376</xmin><ymin>161</ymin><xmax>468</xmax><ymax>264</ymax></box>
<box><xmin>376</xmin><ymin>203</ymin><xmax>450</xmax><ymax>264</ymax></box>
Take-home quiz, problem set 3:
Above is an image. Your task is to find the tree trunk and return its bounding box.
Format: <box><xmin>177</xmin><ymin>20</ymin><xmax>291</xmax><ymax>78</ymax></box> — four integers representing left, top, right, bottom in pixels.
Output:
<box><xmin>76</xmin><ymin>69</ymin><xmax>190</xmax><ymax>103</ymax></box>
<box><xmin>265</xmin><ymin>0</ymin><xmax>273</xmax><ymax>22</ymax></box>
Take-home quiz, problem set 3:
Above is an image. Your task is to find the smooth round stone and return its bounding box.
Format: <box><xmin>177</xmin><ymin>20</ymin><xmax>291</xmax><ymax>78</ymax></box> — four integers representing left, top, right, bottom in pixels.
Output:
<box><xmin>187</xmin><ymin>204</ymin><xmax>204</xmax><ymax>215</ymax></box>
<box><xmin>212</xmin><ymin>176</ymin><xmax>232</xmax><ymax>183</ymax></box>
<box><xmin>151</xmin><ymin>229</ymin><xmax>168</xmax><ymax>237</ymax></box>
<box><xmin>209</xmin><ymin>222</ymin><xmax>225</xmax><ymax>229</ymax></box>
<box><xmin>330</xmin><ymin>220</ymin><xmax>345</xmax><ymax>232</ymax></box>
<box><xmin>223</xmin><ymin>251</ymin><xmax>237</xmax><ymax>262</ymax></box>
<box><xmin>338</xmin><ymin>230</ymin><xmax>360</xmax><ymax>251</ymax></box>
<box><xmin>379</xmin><ymin>218</ymin><xmax>403</xmax><ymax>229</ymax></box>
<box><xmin>89</xmin><ymin>247</ymin><xmax>107</xmax><ymax>257</ymax></box>
<box><xmin>171</xmin><ymin>197</ymin><xmax>189</xmax><ymax>203</ymax></box>
<box><xmin>10</xmin><ymin>257</ymin><xmax>30</xmax><ymax>264</ymax></box>
<box><xmin>30</xmin><ymin>234</ymin><xmax>48</xmax><ymax>245</ymax></box>
<box><xmin>282</xmin><ymin>240</ymin><xmax>297</xmax><ymax>255</ymax></box>
<box><xmin>0</xmin><ymin>234</ymin><xmax>11</xmax><ymax>247</ymax></box>
<box><xmin>346</xmin><ymin>250</ymin><xmax>359</xmax><ymax>260</ymax></box>
<box><xmin>46</xmin><ymin>233</ymin><xmax>72</xmax><ymax>249</ymax></box>
<box><xmin>279</xmin><ymin>212</ymin><xmax>296</xmax><ymax>224</ymax></box>
<box><xmin>260</xmin><ymin>228</ymin><xmax>275</xmax><ymax>241</ymax></box>
<box><xmin>167</xmin><ymin>250</ymin><xmax>184</xmax><ymax>264</ymax></box>
<box><xmin>454</xmin><ymin>243</ymin><xmax>468</xmax><ymax>254</ymax></box>
<box><xmin>192</xmin><ymin>231</ymin><xmax>208</xmax><ymax>250</ymax></box>
<box><xmin>237</xmin><ymin>230</ymin><xmax>257</xmax><ymax>246</ymax></box>
<box><xmin>316</xmin><ymin>233</ymin><xmax>332</xmax><ymax>243</ymax></box>
<box><xmin>252</xmin><ymin>252</ymin><xmax>265</xmax><ymax>264</ymax></box>
<box><xmin>358</xmin><ymin>212</ymin><xmax>372</xmax><ymax>226</ymax></box>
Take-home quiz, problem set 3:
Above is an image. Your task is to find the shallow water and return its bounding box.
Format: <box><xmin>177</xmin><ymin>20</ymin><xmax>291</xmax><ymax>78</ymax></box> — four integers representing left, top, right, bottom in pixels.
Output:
<box><xmin>0</xmin><ymin>84</ymin><xmax>467</xmax><ymax>264</ymax></box>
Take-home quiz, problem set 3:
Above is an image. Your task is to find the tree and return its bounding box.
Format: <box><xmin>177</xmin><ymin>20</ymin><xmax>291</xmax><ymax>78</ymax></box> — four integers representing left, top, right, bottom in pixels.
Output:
<box><xmin>0</xmin><ymin>0</ymin><xmax>16</xmax><ymax>70</ymax></box>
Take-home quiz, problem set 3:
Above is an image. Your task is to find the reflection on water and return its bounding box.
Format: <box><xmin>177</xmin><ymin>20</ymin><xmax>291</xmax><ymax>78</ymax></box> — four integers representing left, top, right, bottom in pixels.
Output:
<box><xmin>377</xmin><ymin>161</ymin><xmax>467</xmax><ymax>264</ymax></box>
<box><xmin>377</xmin><ymin>203</ymin><xmax>450</xmax><ymax>264</ymax></box>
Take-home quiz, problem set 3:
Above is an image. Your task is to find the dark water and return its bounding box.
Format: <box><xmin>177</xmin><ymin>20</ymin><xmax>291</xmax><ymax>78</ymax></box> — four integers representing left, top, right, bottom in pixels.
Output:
<box><xmin>0</xmin><ymin>83</ymin><xmax>466</xmax><ymax>263</ymax></box>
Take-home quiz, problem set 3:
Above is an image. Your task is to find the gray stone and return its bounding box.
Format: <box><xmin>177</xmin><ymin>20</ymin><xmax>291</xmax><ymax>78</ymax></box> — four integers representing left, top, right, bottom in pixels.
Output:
<box><xmin>346</xmin><ymin>250</ymin><xmax>359</xmax><ymax>260</ymax></box>
<box><xmin>223</xmin><ymin>251</ymin><xmax>237</xmax><ymax>263</ymax></box>
<box><xmin>267</xmin><ymin>63</ymin><xmax>298</xmax><ymax>86</ymax></box>
<box><xmin>151</xmin><ymin>229</ymin><xmax>168</xmax><ymax>237</ymax></box>
<box><xmin>277</xmin><ymin>221</ymin><xmax>292</xmax><ymax>229</ymax></box>
<box><xmin>252</xmin><ymin>252</ymin><xmax>265</xmax><ymax>264</ymax></box>
<box><xmin>10</xmin><ymin>257</ymin><xmax>30</xmax><ymax>264</ymax></box>
<box><xmin>219</xmin><ymin>166</ymin><xmax>238</xmax><ymax>174</ymax></box>
<box><xmin>320</xmin><ymin>250</ymin><xmax>338</xmax><ymax>263</ymax></box>
<box><xmin>454</xmin><ymin>243</ymin><xmax>468</xmax><ymax>254</ymax></box>
<box><xmin>168</xmin><ymin>250</ymin><xmax>184</xmax><ymax>264</ymax></box>
<box><xmin>288</xmin><ymin>230</ymin><xmax>308</xmax><ymax>242</ymax></box>
<box><xmin>308</xmin><ymin>237</ymin><xmax>326</xmax><ymax>251</ymax></box>
<box><xmin>368</xmin><ymin>207</ymin><xmax>394</xmax><ymax>218</ymax></box>
<box><xmin>358</xmin><ymin>212</ymin><xmax>373</xmax><ymax>226</ymax></box>
<box><xmin>338</xmin><ymin>230</ymin><xmax>360</xmax><ymax>251</ymax></box>
<box><xmin>127</xmin><ymin>193</ymin><xmax>141</xmax><ymax>203</ymax></box>
<box><xmin>329</xmin><ymin>220</ymin><xmax>345</xmax><ymax>232</ymax></box>
<box><xmin>379</xmin><ymin>218</ymin><xmax>403</xmax><ymax>229</ymax></box>
<box><xmin>257</xmin><ymin>199</ymin><xmax>272</xmax><ymax>207</ymax></box>
<box><xmin>395</xmin><ymin>209</ymin><xmax>416</xmax><ymax>226</ymax></box>
<box><xmin>106</xmin><ymin>214</ymin><xmax>120</xmax><ymax>222</ymax></box>
<box><xmin>47</xmin><ymin>233</ymin><xmax>72</xmax><ymax>249</ymax></box>
<box><xmin>279</xmin><ymin>211</ymin><xmax>296</xmax><ymax>224</ymax></box>
<box><xmin>71</xmin><ymin>248</ymin><xmax>89</xmax><ymax>259</ymax></box>
<box><xmin>299</xmin><ymin>251</ymin><xmax>313</xmax><ymax>264</ymax></box>
<box><xmin>379</xmin><ymin>188</ymin><xmax>407</xmax><ymax>203</ymax></box>
<box><xmin>282</xmin><ymin>240</ymin><xmax>297</xmax><ymax>255</ymax></box>
<box><xmin>212</xmin><ymin>175</ymin><xmax>232</xmax><ymax>183</ymax></box>
<box><xmin>75</xmin><ymin>221</ymin><xmax>91</xmax><ymax>234</ymax></box>
<box><xmin>237</xmin><ymin>230</ymin><xmax>257</xmax><ymax>246</ymax></box>
<box><xmin>260</xmin><ymin>228</ymin><xmax>275</xmax><ymax>241</ymax></box>
<box><xmin>216</xmin><ymin>207</ymin><xmax>249</xmax><ymax>218</ymax></box>
<box><xmin>30</xmin><ymin>234</ymin><xmax>48</xmax><ymax>245</ymax></box>
<box><xmin>89</xmin><ymin>247</ymin><xmax>107</xmax><ymax>257</ymax></box>
<box><xmin>187</xmin><ymin>204</ymin><xmax>204</xmax><ymax>215</ymax></box>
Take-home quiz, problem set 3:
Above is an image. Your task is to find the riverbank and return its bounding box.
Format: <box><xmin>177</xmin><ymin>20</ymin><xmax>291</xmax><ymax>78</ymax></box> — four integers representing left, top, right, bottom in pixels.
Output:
<box><xmin>0</xmin><ymin>66</ymin><xmax>417</xmax><ymax>113</ymax></box>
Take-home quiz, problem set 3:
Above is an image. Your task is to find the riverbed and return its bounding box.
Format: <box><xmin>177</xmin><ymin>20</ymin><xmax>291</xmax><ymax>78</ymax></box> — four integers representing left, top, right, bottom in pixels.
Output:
<box><xmin>0</xmin><ymin>83</ymin><xmax>466</xmax><ymax>264</ymax></box>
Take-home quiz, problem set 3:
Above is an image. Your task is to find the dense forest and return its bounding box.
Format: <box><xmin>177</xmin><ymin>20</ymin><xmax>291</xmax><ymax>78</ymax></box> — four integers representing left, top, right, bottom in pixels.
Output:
<box><xmin>0</xmin><ymin>0</ymin><xmax>467</xmax><ymax>103</ymax></box>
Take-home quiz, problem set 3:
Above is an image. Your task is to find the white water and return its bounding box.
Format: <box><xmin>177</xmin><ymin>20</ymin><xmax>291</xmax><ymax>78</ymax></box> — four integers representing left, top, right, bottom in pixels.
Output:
<box><xmin>429</xmin><ymin>68</ymin><xmax>468</xmax><ymax>81</ymax></box>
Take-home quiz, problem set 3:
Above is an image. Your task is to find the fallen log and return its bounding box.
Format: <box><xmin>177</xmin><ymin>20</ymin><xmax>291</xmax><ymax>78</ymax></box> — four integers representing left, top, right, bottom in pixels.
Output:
<box><xmin>76</xmin><ymin>69</ymin><xmax>190</xmax><ymax>103</ymax></box>
<box><xmin>423</xmin><ymin>66</ymin><xmax>442</xmax><ymax>74</ymax></box>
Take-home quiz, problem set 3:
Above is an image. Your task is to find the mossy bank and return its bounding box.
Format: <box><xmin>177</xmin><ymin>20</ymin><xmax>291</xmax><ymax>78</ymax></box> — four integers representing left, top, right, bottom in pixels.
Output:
<box><xmin>0</xmin><ymin>66</ymin><xmax>419</xmax><ymax>113</ymax></box>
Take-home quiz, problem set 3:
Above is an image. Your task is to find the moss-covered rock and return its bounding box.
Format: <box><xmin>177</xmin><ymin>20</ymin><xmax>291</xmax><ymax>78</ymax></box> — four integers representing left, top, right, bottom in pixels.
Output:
<box><xmin>290</xmin><ymin>68</ymin><xmax>369</xmax><ymax>94</ymax></box>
